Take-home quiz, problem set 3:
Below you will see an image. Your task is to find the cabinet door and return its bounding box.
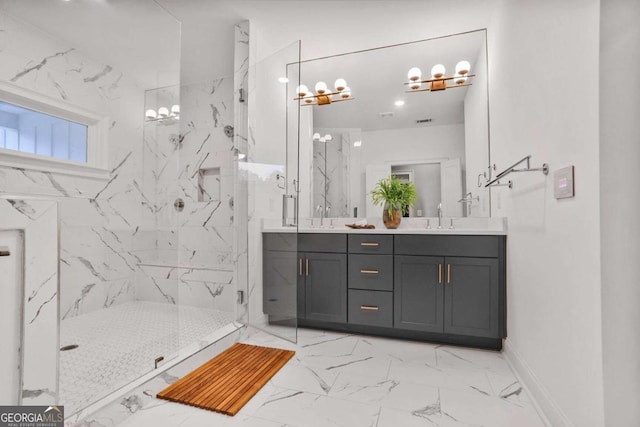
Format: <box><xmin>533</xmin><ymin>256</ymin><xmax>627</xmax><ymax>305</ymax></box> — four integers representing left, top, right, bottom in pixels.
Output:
<box><xmin>394</xmin><ymin>255</ymin><xmax>444</xmax><ymax>333</ymax></box>
<box><xmin>304</xmin><ymin>252</ymin><xmax>347</xmax><ymax>323</ymax></box>
<box><xmin>444</xmin><ymin>257</ymin><xmax>500</xmax><ymax>338</ymax></box>
<box><xmin>263</xmin><ymin>250</ymin><xmax>298</xmax><ymax>319</ymax></box>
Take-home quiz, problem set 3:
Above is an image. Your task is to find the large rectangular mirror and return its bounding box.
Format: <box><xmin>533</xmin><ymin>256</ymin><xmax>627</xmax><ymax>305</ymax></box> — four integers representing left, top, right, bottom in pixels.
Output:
<box><xmin>299</xmin><ymin>29</ymin><xmax>490</xmax><ymax>219</ymax></box>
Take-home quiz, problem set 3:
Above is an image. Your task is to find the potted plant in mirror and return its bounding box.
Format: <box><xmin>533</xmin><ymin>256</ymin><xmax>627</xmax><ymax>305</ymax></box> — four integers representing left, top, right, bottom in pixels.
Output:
<box><xmin>370</xmin><ymin>176</ymin><xmax>417</xmax><ymax>229</ymax></box>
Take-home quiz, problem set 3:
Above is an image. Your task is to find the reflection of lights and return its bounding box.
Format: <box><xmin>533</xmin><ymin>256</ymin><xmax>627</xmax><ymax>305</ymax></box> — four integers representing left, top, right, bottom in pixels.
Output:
<box><xmin>353</xmin><ymin>140</ymin><xmax>362</xmax><ymax>147</ymax></box>
<box><xmin>238</xmin><ymin>162</ymin><xmax>285</xmax><ymax>181</ymax></box>
<box><xmin>394</xmin><ymin>100</ymin><xmax>405</xmax><ymax>107</ymax></box>
<box><xmin>278</xmin><ymin>77</ymin><xmax>289</xmax><ymax>83</ymax></box>
<box><xmin>238</xmin><ymin>153</ymin><xmax>246</xmax><ymax>160</ymax></box>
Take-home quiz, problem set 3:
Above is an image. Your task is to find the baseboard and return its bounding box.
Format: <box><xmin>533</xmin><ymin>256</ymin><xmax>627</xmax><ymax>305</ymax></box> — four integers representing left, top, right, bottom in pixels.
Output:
<box><xmin>503</xmin><ymin>338</ymin><xmax>574</xmax><ymax>427</ymax></box>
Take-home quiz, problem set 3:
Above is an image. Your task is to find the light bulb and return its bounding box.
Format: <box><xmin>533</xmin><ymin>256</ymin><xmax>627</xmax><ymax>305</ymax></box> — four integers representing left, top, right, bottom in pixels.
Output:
<box><xmin>431</xmin><ymin>64</ymin><xmax>445</xmax><ymax>79</ymax></box>
<box><xmin>455</xmin><ymin>60</ymin><xmax>470</xmax><ymax>75</ymax></box>
<box><xmin>296</xmin><ymin>84</ymin><xmax>309</xmax><ymax>97</ymax></box>
<box><xmin>324</xmin><ymin>134</ymin><xmax>333</xmax><ymax>141</ymax></box>
<box><xmin>304</xmin><ymin>93</ymin><xmax>315</xmax><ymax>104</ymax></box>
<box><xmin>313</xmin><ymin>132</ymin><xmax>321</xmax><ymax>140</ymax></box>
<box><xmin>157</xmin><ymin>107</ymin><xmax>169</xmax><ymax>117</ymax></box>
<box><xmin>341</xmin><ymin>86</ymin><xmax>351</xmax><ymax>98</ymax></box>
<box><xmin>145</xmin><ymin>109</ymin><xmax>157</xmax><ymax>119</ymax></box>
<box><xmin>407</xmin><ymin>67</ymin><xmax>422</xmax><ymax>81</ymax></box>
<box><xmin>410</xmin><ymin>81</ymin><xmax>421</xmax><ymax>90</ymax></box>
<box><xmin>455</xmin><ymin>75</ymin><xmax>467</xmax><ymax>85</ymax></box>
<box><xmin>334</xmin><ymin>78</ymin><xmax>347</xmax><ymax>92</ymax></box>
<box><xmin>170</xmin><ymin>104</ymin><xmax>180</xmax><ymax>116</ymax></box>
<box><xmin>315</xmin><ymin>81</ymin><xmax>328</xmax><ymax>94</ymax></box>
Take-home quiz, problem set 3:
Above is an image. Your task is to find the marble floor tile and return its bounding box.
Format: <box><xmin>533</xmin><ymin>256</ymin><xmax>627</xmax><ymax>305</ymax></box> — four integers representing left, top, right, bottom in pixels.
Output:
<box><xmin>268</xmin><ymin>360</ymin><xmax>338</xmax><ymax>395</ymax></box>
<box><xmin>440</xmin><ymin>388</ymin><xmax>547</xmax><ymax>427</ymax></box>
<box><xmin>377</xmin><ymin>406</ymin><xmax>482</xmax><ymax>427</ymax></box>
<box><xmin>436</xmin><ymin>345</ymin><xmax>513</xmax><ymax>375</ymax></box>
<box><xmin>328</xmin><ymin>372</ymin><xmax>439</xmax><ymax>412</ymax></box>
<box><xmin>387</xmin><ymin>359</ymin><xmax>493</xmax><ymax>396</ymax></box>
<box><xmin>351</xmin><ymin>335</ymin><xmax>439</xmax><ymax>365</ymax></box>
<box><xmin>251</xmin><ymin>388</ymin><xmax>380</xmax><ymax>427</ymax></box>
<box><xmin>73</xmin><ymin>328</ymin><xmax>547</xmax><ymax>427</ymax></box>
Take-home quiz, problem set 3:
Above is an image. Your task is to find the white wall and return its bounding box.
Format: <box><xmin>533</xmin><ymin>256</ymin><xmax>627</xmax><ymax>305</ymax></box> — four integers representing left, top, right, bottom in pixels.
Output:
<box><xmin>359</xmin><ymin>124</ymin><xmax>465</xmax><ymax>215</ymax></box>
<box><xmin>490</xmin><ymin>0</ymin><xmax>603</xmax><ymax>425</ymax></box>
<box><xmin>600</xmin><ymin>0</ymin><xmax>640</xmax><ymax>425</ymax></box>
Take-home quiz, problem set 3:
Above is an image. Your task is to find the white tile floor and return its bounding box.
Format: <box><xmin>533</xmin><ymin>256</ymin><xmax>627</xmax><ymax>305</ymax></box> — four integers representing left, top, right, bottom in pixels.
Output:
<box><xmin>60</xmin><ymin>301</ymin><xmax>235</xmax><ymax>414</ymax></box>
<box><xmin>79</xmin><ymin>327</ymin><xmax>548</xmax><ymax>427</ymax></box>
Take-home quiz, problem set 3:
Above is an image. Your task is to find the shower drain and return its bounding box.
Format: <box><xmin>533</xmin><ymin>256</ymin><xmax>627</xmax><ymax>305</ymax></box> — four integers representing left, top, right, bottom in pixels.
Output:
<box><xmin>60</xmin><ymin>344</ymin><xmax>79</xmax><ymax>351</ymax></box>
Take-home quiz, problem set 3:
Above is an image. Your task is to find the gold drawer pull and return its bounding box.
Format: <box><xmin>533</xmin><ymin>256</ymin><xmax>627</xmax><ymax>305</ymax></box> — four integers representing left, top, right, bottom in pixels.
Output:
<box><xmin>360</xmin><ymin>269</ymin><xmax>379</xmax><ymax>274</ymax></box>
<box><xmin>447</xmin><ymin>264</ymin><xmax>451</xmax><ymax>284</ymax></box>
<box><xmin>299</xmin><ymin>258</ymin><xmax>303</xmax><ymax>276</ymax></box>
<box><xmin>360</xmin><ymin>305</ymin><xmax>379</xmax><ymax>311</ymax></box>
<box><xmin>360</xmin><ymin>242</ymin><xmax>379</xmax><ymax>247</ymax></box>
<box><xmin>306</xmin><ymin>259</ymin><xmax>310</xmax><ymax>276</ymax></box>
<box><xmin>438</xmin><ymin>264</ymin><xmax>442</xmax><ymax>284</ymax></box>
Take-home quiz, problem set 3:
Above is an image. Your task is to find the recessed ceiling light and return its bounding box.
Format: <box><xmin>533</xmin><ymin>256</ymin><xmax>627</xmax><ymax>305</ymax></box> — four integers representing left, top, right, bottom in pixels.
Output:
<box><xmin>278</xmin><ymin>77</ymin><xmax>289</xmax><ymax>83</ymax></box>
<box><xmin>394</xmin><ymin>100</ymin><xmax>405</xmax><ymax>107</ymax></box>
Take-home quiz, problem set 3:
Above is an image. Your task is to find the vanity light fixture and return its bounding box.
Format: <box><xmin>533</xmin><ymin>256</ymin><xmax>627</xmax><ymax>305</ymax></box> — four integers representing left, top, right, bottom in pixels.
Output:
<box><xmin>145</xmin><ymin>104</ymin><xmax>180</xmax><ymax>124</ymax></box>
<box><xmin>313</xmin><ymin>133</ymin><xmax>333</xmax><ymax>143</ymax></box>
<box><xmin>295</xmin><ymin>78</ymin><xmax>354</xmax><ymax>106</ymax></box>
<box><xmin>405</xmin><ymin>60</ymin><xmax>474</xmax><ymax>93</ymax></box>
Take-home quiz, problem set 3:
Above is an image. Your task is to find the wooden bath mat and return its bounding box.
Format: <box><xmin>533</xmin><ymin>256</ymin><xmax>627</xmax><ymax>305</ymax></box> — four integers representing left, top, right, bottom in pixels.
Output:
<box><xmin>156</xmin><ymin>343</ymin><xmax>295</xmax><ymax>416</ymax></box>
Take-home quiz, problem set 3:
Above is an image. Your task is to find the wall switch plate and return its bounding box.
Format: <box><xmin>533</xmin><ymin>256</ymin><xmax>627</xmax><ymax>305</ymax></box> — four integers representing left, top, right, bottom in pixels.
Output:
<box><xmin>554</xmin><ymin>165</ymin><xmax>575</xmax><ymax>199</ymax></box>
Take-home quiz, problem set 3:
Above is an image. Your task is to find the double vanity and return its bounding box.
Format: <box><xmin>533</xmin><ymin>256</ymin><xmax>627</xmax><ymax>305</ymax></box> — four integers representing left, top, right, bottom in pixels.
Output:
<box><xmin>263</xmin><ymin>223</ymin><xmax>507</xmax><ymax>350</ymax></box>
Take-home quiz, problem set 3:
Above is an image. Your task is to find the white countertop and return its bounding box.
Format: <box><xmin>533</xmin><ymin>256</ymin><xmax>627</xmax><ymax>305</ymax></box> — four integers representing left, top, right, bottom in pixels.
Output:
<box><xmin>262</xmin><ymin>217</ymin><xmax>507</xmax><ymax>236</ymax></box>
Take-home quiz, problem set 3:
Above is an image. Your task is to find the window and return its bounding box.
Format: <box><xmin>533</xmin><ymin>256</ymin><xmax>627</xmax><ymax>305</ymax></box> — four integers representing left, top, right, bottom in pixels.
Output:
<box><xmin>0</xmin><ymin>82</ymin><xmax>109</xmax><ymax>179</ymax></box>
<box><xmin>0</xmin><ymin>102</ymin><xmax>88</xmax><ymax>163</ymax></box>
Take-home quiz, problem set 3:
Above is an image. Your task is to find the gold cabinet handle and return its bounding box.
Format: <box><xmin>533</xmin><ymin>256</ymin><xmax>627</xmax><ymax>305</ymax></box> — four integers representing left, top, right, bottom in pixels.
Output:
<box><xmin>360</xmin><ymin>269</ymin><xmax>379</xmax><ymax>274</ymax></box>
<box><xmin>447</xmin><ymin>264</ymin><xmax>451</xmax><ymax>284</ymax></box>
<box><xmin>306</xmin><ymin>258</ymin><xmax>309</xmax><ymax>276</ymax></box>
<box><xmin>299</xmin><ymin>258</ymin><xmax>303</xmax><ymax>276</ymax></box>
<box><xmin>360</xmin><ymin>305</ymin><xmax>379</xmax><ymax>311</ymax></box>
<box><xmin>360</xmin><ymin>242</ymin><xmax>379</xmax><ymax>247</ymax></box>
<box><xmin>438</xmin><ymin>264</ymin><xmax>442</xmax><ymax>284</ymax></box>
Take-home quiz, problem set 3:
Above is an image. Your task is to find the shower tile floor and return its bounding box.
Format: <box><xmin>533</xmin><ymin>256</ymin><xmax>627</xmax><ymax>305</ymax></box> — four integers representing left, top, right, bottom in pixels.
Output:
<box><xmin>60</xmin><ymin>301</ymin><xmax>235</xmax><ymax>414</ymax></box>
<box><xmin>76</xmin><ymin>328</ymin><xmax>549</xmax><ymax>427</ymax></box>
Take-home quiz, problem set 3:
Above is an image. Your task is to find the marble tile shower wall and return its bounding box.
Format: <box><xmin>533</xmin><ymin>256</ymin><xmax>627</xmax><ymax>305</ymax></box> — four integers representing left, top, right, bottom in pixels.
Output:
<box><xmin>313</xmin><ymin>132</ymin><xmax>350</xmax><ymax>218</ymax></box>
<box><xmin>0</xmin><ymin>12</ymin><xmax>145</xmax><ymax>319</ymax></box>
<box><xmin>135</xmin><ymin>78</ymin><xmax>238</xmax><ymax>312</ymax></box>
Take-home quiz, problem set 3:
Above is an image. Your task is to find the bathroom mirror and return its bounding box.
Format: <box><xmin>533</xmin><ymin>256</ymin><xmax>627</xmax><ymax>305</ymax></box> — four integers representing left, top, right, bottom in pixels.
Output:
<box><xmin>300</xmin><ymin>29</ymin><xmax>490</xmax><ymax>218</ymax></box>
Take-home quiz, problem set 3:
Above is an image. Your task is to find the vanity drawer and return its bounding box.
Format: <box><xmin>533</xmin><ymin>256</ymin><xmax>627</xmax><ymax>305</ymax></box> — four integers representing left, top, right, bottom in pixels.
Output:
<box><xmin>348</xmin><ymin>254</ymin><xmax>393</xmax><ymax>291</ymax></box>
<box><xmin>348</xmin><ymin>234</ymin><xmax>393</xmax><ymax>254</ymax></box>
<box><xmin>348</xmin><ymin>290</ymin><xmax>393</xmax><ymax>328</ymax></box>
<box><xmin>298</xmin><ymin>233</ymin><xmax>347</xmax><ymax>253</ymax></box>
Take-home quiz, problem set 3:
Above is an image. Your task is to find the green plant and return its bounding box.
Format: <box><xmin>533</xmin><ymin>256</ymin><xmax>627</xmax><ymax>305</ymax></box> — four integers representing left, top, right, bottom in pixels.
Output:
<box><xmin>370</xmin><ymin>175</ymin><xmax>418</xmax><ymax>217</ymax></box>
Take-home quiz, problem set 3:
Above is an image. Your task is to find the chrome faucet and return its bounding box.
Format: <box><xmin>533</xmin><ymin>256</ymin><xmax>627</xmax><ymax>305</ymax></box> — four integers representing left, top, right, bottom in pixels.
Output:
<box><xmin>437</xmin><ymin>202</ymin><xmax>443</xmax><ymax>229</ymax></box>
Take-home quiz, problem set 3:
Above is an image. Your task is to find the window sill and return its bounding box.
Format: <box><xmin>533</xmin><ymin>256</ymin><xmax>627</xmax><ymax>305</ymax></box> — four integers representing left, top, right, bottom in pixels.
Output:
<box><xmin>0</xmin><ymin>149</ymin><xmax>110</xmax><ymax>181</ymax></box>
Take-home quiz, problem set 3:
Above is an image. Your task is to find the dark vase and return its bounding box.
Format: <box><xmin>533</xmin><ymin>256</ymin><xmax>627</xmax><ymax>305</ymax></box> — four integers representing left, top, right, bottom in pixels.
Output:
<box><xmin>382</xmin><ymin>203</ymin><xmax>402</xmax><ymax>229</ymax></box>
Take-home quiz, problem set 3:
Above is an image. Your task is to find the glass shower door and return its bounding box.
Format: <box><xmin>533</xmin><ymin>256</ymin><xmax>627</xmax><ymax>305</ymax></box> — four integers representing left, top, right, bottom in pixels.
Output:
<box><xmin>244</xmin><ymin>41</ymin><xmax>301</xmax><ymax>343</ymax></box>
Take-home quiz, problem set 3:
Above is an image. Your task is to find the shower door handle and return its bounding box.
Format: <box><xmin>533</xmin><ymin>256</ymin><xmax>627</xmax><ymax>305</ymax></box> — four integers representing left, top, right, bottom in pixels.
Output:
<box><xmin>0</xmin><ymin>247</ymin><xmax>9</xmax><ymax>257</ymax></box>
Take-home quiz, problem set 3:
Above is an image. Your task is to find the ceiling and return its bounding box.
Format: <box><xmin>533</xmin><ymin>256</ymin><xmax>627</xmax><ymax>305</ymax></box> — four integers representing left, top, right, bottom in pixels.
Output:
<box><xmin>303</xmin><ymin>31</ymin><xmax>485</xmax><ymax>131</ymax></box>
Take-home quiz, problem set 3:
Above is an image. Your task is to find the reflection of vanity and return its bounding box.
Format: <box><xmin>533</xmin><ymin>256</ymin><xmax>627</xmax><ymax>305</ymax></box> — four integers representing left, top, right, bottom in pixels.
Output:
<box><xmin>302</xmin><ymin>29</ymin><xmax>490</xmax><ymax>220</ymax></box>
<box><xmin>263</xmin><ymin>226</ymin><xmax>506</xmax><ymax>350</ymax></box>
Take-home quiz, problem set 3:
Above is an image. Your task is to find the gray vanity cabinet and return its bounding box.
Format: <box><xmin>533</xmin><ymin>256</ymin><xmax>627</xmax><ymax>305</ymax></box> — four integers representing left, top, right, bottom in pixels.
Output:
<box><xmin>301</xmin><ymin>251</ymin><xmax>347</xmax><ymax>323</ymax></box>
<box><xmin>394</xmin><ymin>255</ymin><xmax>444</xmax><ymax>333</ymax></box>
<box><xmin>298</xmin><ymin>233</ymin><xmax>348</xmax><ymax>323</ymax></box>
<box><xmin>444</xmin><ymin>257</ymin><xmax>500</xmax><ymax>338</ymax></box>
<box><xmin>264</xmin><ymin>232</ymin><xmax>506</xmax><ymax>350</ymax></box>
<box><xmin>394</xmin><ymin>235</ymin><xmax>505</xmax><ymax>340</ymax></box>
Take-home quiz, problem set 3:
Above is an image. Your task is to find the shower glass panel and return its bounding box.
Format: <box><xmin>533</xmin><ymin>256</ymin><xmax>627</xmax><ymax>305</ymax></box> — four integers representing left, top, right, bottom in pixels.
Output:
<box><xmin>245</xmin><ymin>41</ymin><xmax>301</xmax><ymax>343</ymax></box>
